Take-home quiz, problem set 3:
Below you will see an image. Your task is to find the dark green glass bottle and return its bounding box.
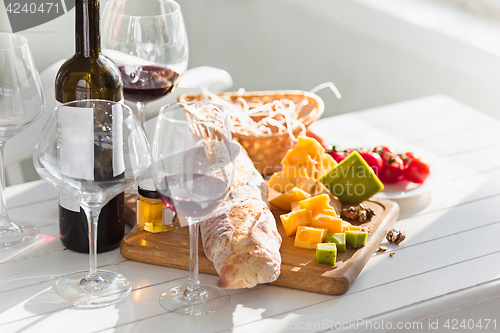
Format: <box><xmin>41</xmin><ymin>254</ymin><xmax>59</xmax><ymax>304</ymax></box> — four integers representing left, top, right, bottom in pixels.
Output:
<box><xmin>55</xmin><ymin>0</ymin><xmax>125</xmax><ymax>253</ymax></box>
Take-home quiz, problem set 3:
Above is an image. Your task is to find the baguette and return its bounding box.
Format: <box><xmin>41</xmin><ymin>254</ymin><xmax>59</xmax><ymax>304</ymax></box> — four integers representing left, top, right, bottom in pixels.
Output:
<box><xmin>200</xmin><ymin>146</ymin><xmax>282</xmax><ymax>289</ymax></box>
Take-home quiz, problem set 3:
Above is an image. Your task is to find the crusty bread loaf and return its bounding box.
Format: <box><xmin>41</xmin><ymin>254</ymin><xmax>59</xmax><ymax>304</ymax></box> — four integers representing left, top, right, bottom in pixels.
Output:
<box><xmin>200</xmin><ymin>146</ymin><xmax>282</xmax><ymax>289</ymax></box>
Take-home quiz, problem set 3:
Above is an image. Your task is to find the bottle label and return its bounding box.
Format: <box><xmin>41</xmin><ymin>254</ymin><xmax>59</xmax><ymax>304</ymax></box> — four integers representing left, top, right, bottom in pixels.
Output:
<box><xmin>56</xmin><ymin>100</ymin><xmax>125</xmax><ymax>212</ymax></box>
<box><xmin>57</xmin><ymin>104</ymin><xmax>95</xmax><ymax>180</ymax></box>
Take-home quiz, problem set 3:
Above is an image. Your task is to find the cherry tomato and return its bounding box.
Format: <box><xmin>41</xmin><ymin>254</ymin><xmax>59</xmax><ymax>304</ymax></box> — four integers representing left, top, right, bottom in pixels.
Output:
<box><xmin>404</xmin><ymin>158</ymin><xmax>431</xmax><ymax>184</ymax></box>
<box><xmin>359</xmin><ymin>151</ymin><xmax>383</xmax><ymax>175</ymax></box>
<box><xmin>329</xmin><ymin>151</ymin><xmax>348</xmax><ymax>163</ymax></box>
<box><xmin>372</xmin><ymin>145</ymin><xmax>394</xmax><ymax>156</ymax></box>
<box><xmin>379</xmin><ymin>154</ymin><xmax>405</xmax><ymax>184</ymax></box>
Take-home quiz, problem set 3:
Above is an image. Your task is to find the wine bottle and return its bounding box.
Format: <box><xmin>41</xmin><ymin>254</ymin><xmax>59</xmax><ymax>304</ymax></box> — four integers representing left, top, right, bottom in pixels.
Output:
<box><xmin>55</xmin><ymin>0</ymin><xmax>125</xmax><ymax>253</ymax></box>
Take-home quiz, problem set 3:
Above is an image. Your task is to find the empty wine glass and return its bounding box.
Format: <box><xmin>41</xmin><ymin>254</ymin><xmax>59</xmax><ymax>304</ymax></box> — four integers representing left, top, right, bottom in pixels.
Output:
<box><xmin>33</xmin><ymin>100</ymin><xmax>151</xmax><ymax>307</ymax></box>
<box><xmin>0</xmin><ymin>33</ymin><xmax>44</xmax><ymax>250</ymax></box>
<box><xmin>102</xmin><ymin>0</ymin><xmax>189</xmax><ymax>127</ymax></box>
<box><xmin>151</xmin><ymin>101</ymin><xmax>236</xmax><ymax>315</ymax></box>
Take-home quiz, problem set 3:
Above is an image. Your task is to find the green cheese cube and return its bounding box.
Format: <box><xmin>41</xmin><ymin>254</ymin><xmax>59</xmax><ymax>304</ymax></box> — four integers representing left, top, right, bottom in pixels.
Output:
<box><xmin>320</xmin><ymin>151</ymin><xmax>384</xmax><ymax>204</ymax></box>
<box><xmin>325</xmin><ymin>233</ymin><xmax>347</xmax><ymax>252</ymax></box>
<box><xmin>316</xmin><ymin>243</ymin><xmax>337</xmax><ymax>265</ymax></box>
<box><xmin>345</xmin><ymin>230</ymin><xmax>368</xmax><ymax>248</ymax></box>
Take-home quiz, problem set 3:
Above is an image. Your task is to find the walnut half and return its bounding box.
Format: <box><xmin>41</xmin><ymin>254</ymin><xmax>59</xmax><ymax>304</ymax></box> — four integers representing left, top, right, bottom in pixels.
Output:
<box><xmin>386</xmin><ymin>228</ymin><xmax>406</xmax><ymax>244</ymax></box>
<box><xmin>342</xmin><ymin>203</ymin><xmax>376</xmax><ymax>223</ymax></box>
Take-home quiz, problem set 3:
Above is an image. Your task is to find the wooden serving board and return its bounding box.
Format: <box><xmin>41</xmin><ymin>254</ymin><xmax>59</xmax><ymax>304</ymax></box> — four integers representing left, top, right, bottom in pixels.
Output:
<box><xmin>120</xmin><ymin>197</ymin><xmax>399</xmax><ymax>295</ymax></box>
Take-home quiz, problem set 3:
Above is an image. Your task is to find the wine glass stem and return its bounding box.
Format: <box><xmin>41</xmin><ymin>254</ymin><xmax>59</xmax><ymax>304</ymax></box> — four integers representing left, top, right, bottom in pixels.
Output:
<box><xmin>136</xmin><ymin>101</ymin><xmax>146</xmax><ymax>129</ymax></box>
<box><xmin>82</xmin><ymin>205</ymin><xmax>101</xmax><ymax>277</ymax></box>
<box><xmin>187</xmin><ymin>218</ymin><xmax>201</xmax><ymax>293</ymax></box>
<box><xmin>0</xmin><ymin>142</ymin><xmax>10</xmax><ymax>227</ymax></box>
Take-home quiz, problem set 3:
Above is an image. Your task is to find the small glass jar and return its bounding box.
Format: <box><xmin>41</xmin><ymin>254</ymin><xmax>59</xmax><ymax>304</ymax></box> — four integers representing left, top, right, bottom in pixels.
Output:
<box><xmin>137</xmin><ymin>179</ymin><xmax>175</xmax><ymax>232</ymax></box>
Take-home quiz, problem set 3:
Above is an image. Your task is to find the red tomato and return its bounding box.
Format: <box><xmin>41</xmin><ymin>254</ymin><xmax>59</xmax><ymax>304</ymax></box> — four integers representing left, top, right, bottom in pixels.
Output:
<box><xmin>404</xmin><ymin>158</ymin><xmax>431</xmax><ymax>184</ymax></box>
<box><xmin>359</xmin><ymin>151</ymin><xmax>383</xmax><ymax>175</ymax></box>
<box><xmin>379</xmin><ymin>154</ymin><xmax>405</xmax><ymax>184</ymax></box>
<box><xmin>372</xmin><ymin>145</ymin><xmax>394</xmax><ymax>156</ymax></box>
<box><xmin>329</xmin><ymin>151</ymin><xmax>348</xmax><ymax>163</ymax></box>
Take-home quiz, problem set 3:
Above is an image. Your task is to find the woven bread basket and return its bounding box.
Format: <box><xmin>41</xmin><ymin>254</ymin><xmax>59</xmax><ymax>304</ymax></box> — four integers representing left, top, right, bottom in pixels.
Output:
<box><xmin>178</xmin><ymin>90</ymin><xmax>324</xmax><ymax>175</ymax></box>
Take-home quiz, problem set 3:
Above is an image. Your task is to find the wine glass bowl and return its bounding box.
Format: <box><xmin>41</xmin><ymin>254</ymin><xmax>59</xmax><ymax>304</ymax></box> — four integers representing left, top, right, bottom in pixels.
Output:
<box><xmin>34</xmin><ymin>100</ymin><xmax>151</xmax><ymax>307</ymax></box>
<box><xmin>151</xmin><ymin>101</ymin><xmax>236</xmax><ymax>315</ymax></box>
<box><xmin>102</xmin><ymin>0</ymin><xmax>189</xmax><ymax>125</ymax></box>
<box><xmin>0</xmin><ymin>33</ymin><xmax>44</xmax><ymax>250</ymax></box>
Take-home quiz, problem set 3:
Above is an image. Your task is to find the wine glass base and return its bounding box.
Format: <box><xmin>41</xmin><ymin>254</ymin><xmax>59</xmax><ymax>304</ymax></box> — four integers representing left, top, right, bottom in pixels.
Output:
<box><xmin>160</xmin><ymin>283</ymin><xmax>228</xmax><ymax>316</ymax></box>
<box><xmin>54</xmin><ymin>270</ymin><xmax>132</xmax><ymax>308</ymax></box>
<box><xmin>0</xmin><ymin>222</ymin><xmax>39</xmax><ymax>250</ymax></box>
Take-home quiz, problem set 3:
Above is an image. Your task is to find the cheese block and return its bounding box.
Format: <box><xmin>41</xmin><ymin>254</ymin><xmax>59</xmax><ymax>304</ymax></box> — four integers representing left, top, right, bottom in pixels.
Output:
<box><xmin>280</xmin><ymin>208</ymin><xmax>313</xmax><ymax>237</ymax></box>
<box><xmin>298</xmin><ymin>194</ymin><xmax>337</xmax><ymax>217</ymax></box>
<box><xmin>345</xmin><ymin>230</ymin><xmax>368</xmax><ymax>248</ymax></box>
<box><xmin>341</xmin><ymin>220</ymin><xmax>362</xmax><ymax>232</ymax></box>
<box><xmin>294</xmin><ymin>226</ymin><xmax>327</xmax><ymax>249</ymax></box>
<box><xmin>316</xmin><ymin>243</ymin><xmax>337</xmax><ymax>265</ymax></box>
<box><xmin>270</xmin><ymin>187</ymin><xmax>311</xmax><ymax>211</ymax></box>
<box><xmin>268</xmin><ymin>136</ymin><xmax>337</xmax><ymax>195</ymax></box>
<box><xmin>325</xmin><ymin>233</ymin><xmax>347</xmax><ymax>252</ymax></box>
<box><xmin>320</xmin><ymin>151</ymin><xmax>384</xmax><ymax>204</ymax></box>
<box><xmin>312</xmin><ymin>214</ymin><xmax>343</xmax><ymax>234</ymax></box>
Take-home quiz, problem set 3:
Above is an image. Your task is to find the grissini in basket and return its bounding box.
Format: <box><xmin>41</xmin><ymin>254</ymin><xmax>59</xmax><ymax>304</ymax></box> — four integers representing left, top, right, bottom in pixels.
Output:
<box><xmin>200</xmin><ymin>143</ymin><xmax>282</xmax><ymax>289</ymax></box>
<box><xmin>179</xmin><ymin>90</ymin><xmax>324</xmax><ymax>175</ymax></box>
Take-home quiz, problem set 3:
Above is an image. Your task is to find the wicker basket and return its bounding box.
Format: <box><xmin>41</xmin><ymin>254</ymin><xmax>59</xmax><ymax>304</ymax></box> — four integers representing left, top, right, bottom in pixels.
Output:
<box><xmin>178</xmin><ymin>90</ymin><xmax>324</xmax><ymax>175</ymax></box>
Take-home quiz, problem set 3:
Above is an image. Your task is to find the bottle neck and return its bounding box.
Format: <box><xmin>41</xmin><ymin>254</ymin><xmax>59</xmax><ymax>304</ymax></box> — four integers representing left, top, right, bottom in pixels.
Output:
<box><xmin>75</xmin><ymin>0</ymin><xmax>100</xmax><ymax>57</ymax></box>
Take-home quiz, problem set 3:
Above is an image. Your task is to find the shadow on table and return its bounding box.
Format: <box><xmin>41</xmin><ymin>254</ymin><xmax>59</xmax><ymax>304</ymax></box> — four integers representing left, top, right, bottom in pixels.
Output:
<box><xmin>391</xmin><ymin>192</ymin><xmax>432</xmax><ymax>220</ymax></box>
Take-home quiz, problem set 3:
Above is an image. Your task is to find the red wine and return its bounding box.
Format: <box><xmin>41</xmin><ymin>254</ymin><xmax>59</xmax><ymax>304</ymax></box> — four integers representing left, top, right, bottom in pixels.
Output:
<box><xmin>119</xmin><ymin>65</ymin><xmax>180</xmax><ymax>103</ymax></box>
<box><xmin>55</xmin><ymin>0</ymin><xmax>124</xmax><ymax>253</ymax></box>
<box><xmin>156</xmin><ymin>173</ymin><xmax>228</xmax><ymax>218</ymax></box>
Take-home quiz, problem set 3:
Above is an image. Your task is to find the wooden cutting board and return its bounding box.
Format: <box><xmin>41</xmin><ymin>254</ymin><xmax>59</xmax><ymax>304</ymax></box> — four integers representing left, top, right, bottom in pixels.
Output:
<box><xmin>120</xmin><ymin>197</ymin><xmax>399</xmax><ymax>295</ymax></box>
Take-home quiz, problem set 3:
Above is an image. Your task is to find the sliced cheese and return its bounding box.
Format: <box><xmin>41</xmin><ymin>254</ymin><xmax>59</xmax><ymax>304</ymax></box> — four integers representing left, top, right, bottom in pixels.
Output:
<box><xmin>280</xmin><ymin>208</ymin><xmax>313</xmax><ymax>236</ymax></box>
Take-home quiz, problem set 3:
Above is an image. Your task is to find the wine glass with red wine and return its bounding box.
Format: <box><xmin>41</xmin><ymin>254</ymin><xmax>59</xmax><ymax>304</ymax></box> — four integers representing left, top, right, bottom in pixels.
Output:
<box><xmin>151</xmin><ymin>101</ymin><xmax>236</xmax><ymax>316</ymax></box>
<box><xmin>102</xmin><ymin>0</ymin><xmax>188</xmax><ymax>127</ymax></box>
<box><xmin>34</xmin><ymin>100</ymin><xmax>151</xmax><ymax>307</ymax></box>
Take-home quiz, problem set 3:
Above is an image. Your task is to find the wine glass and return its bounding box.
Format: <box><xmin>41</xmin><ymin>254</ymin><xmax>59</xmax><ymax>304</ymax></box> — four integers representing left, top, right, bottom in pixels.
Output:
<box><xmin>33</xmin><ymin>100</ymin><xmax>151</xmax><ymax>307</ymax></box>
<box><xmin>0</xmin><ymin>33</ymin><xmax>44</xmax><ymax>250</ymax></box>
<box><xmin>151</xmin><ymin>101</ymin><xmax>236</xmax><ymax>315</ymax></box>
<box><xmin>102</xmin><ymin>0</ymin><xmax>189</xmax><ymax>127</ymax></box>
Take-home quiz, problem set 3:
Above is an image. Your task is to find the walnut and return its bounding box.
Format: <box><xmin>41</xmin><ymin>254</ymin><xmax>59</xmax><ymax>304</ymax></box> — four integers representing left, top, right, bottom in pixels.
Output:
<box><xmin>378</xmin><ymin>246</ymin><xmax>387</xmax><ymax>252</ymax></box>
<box><xmin>386</xmin><ymin>228</ymin><xmax>406</xmax><ymax>244</ymax></box>
<box><xmin>342</xmin><ymin>203</ymin><xmax>376</xmax><ymax>223</ymax></box>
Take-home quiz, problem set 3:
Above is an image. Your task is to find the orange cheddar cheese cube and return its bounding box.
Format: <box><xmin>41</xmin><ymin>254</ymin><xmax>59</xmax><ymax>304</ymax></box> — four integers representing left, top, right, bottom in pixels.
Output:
<box><xmin>294</xmin><ymin>226</ymin><xmax>327</xmax><ymax>249</ymax></box>
<box><xmin>312</xmin><ymin>214</ymin><xmax>343</xmax><ymax>233</ymax></box>
<box><xmin>299</xmin><ymin>194</ymin><xmax>338</xmax><ymax>218</ymax></box>
<box><xmin>342</xmin><ymin>221</ymin><xmax>351</xmax><ymax>233</ymax></box>
<box><xmin>291</xmin><ymin>201</ymin><xmax>301</xmax><ymax>211</ymax></box>
<box><xmin>270</xmin><ymin>187</ymin><xmax>311</xmax><ymax>211</ymax></box>
<box><xmin>280</xmin><ymin>209</ymin><xmax>313</xmax><ymax>236</ymax></box>
<box><xmin>341</xmin><ymin>220</ymin><xmax>362</xmax><ymax>232</ymax></box>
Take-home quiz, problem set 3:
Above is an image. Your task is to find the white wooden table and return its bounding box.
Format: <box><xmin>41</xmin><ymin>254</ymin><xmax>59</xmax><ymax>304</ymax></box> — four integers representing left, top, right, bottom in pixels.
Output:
<box><xmin>1</xmin><ymin>94</ymin><xmax>499</xmax><ymax>333</ymax></box>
